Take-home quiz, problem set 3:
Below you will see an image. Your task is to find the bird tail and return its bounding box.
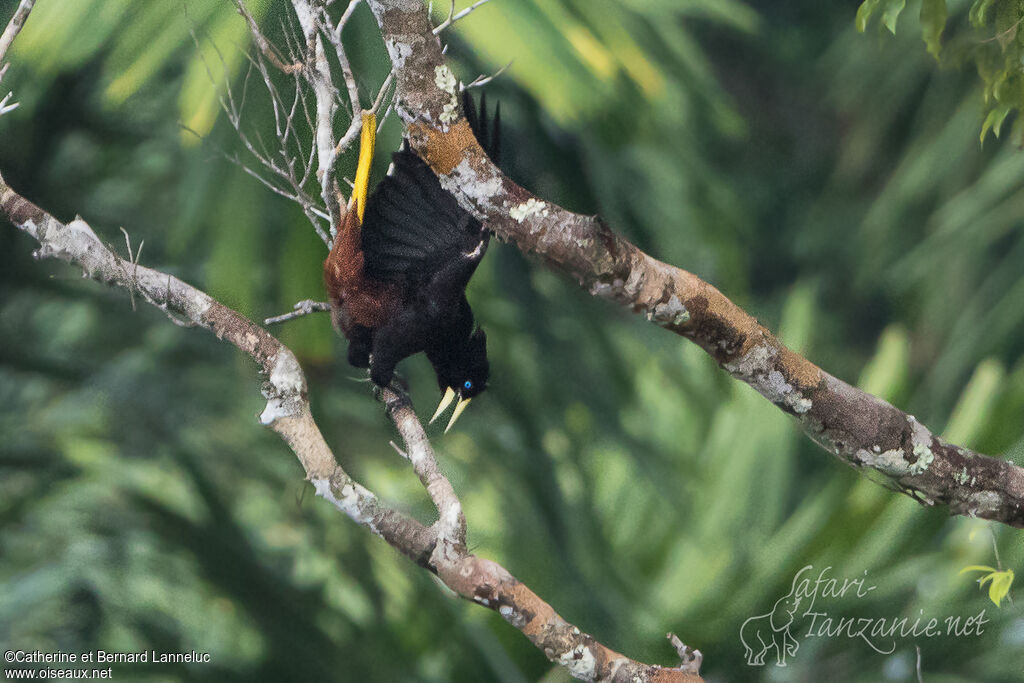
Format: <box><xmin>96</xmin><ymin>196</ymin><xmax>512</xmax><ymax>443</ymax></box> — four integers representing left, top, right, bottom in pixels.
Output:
<box><xmin>350</xmin><ymin>111</ymin><xmax>377</xmax><ymax>222</ymax></box>
<box><xmin>325</xmin><ymin>111</ymin><xmax>377</xmax><ymax>298</ymax></box>
<box><xmin>462</xmin><ymin>90</ymin><xmax>500</xmax><ymax>163</ymax></box>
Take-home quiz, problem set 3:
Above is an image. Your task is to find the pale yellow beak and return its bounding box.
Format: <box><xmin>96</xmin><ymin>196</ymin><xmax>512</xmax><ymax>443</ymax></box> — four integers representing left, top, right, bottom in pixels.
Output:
<box><xmin>445</xmin><ymin>397</ymin><xmax>472</xmax><ymax>434</ymax></box>
<box><xmin>430</xmin><ymin>386</ymin><xmax>457</xmax><ymax>424</ymax></box>
<box><xmin>429</xmin><ymin>386</ymin><xmax>473</xmax><ymax>432</ymax></box>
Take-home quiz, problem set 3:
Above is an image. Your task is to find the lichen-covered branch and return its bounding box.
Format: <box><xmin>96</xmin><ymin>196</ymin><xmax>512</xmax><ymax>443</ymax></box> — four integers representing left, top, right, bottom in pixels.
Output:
<box><xmin>379</xmin><ymin>386</ymin><xmax>466</xmax><ymax>561</ymax></box>
<box><xmin>0</xmin><ymin>173</ymin><xmax>705</xmax><ymax>682</ymax></box>
<box><xmin>364</xmin><ymin>0</ymin><xmax>1024</xmax><ymax>529</ymax></box>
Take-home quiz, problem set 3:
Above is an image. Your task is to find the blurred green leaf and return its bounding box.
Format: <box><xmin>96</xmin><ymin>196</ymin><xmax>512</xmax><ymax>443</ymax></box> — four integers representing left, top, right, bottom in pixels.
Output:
<box><xmin>920</xmin><ymin>0</ymin><xmax>947</xmax><ymax>58</ymax></box>
<box><xmin>943</xmin><ymin>358</ymin><xmax>1004</xmax><ymax>445</ymax></box>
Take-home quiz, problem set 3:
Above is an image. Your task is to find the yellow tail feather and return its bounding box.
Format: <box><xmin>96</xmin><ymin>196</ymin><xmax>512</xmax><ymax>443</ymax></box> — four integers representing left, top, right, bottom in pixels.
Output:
<box><xmin>352</xmin><ymin>111</ymin><xmax>376</xmax><ymax>222</ymax></box>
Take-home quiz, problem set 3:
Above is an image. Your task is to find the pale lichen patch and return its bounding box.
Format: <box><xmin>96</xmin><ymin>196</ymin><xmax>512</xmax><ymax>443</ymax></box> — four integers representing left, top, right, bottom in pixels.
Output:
<box><xmin>440</xmin><ymin>159</ymin><xmax>502</xmax><ymax>217</ymax></box>
<box><xmin>385</xmin><ymin>38</ymin><xmax>414</xmax><ymax>68</ymax></box>
<box><xmin>725</xmin><ymin>346</ymin><xmax>812</xmax><ymax>414</ymax></box>
<box><xmin>268</xmin><ymin>349</ymin><xmax>305</xmax><ymax>396</ymax></box>
<box><xmin>434</xmin><ymin>65</ymin><xmax>457</xmax><ymax>94</ymax></box>
<box><xmin>440</xmin><ymin>99</ymin><xmax>459</xmax><ymax>124</ymax></box>
<box><xmin>954</xmin><ymin>466</ymin><xmax>970</xmax><ymax>486</ymax></box>
<box><xmin>856</xmin><ymin>447</ymin><xmax>914</xmax><ymax>476</ymax></box>
<box><xmin>433</xmin><ymin>65</ymin><xmax>460</xmax><ymax>125</ymax></box>
<box><xmin>497</xmin><ymin>604</ymin><xmax>527</xmax><ymax>628</ymax></box>
<box><xmin>260</xmin><ymin>350</ymin><xmax>306</xmax><ymax>424</ymax></box>
<box><xmin>648</xmin><ymin>294</ymin><xmax>690</xmax><ymax>327</ymax></box>
<box><xmin>311</xmin><ymin>477</ymin><xmax>377</xmax><ymax>531</ymax></box>
<box><xmin>908</xmin><ymin>417</ymin><xmax>935</xmax><ymax>475</ymax></box>
<box><xmin>557</xmin><ymin>644</ymin><xmax>597</xmax><ymax>681</ymax></box>
<box><xmin>788</xmin><ymin>395</ymin><xmax>813</xmax><ymax>414</ymax></box>
<box><xmin>723</xmin><ymin>344</ymin><xmax>774</xmax><ymax>378</ymax></box>
<box><xmin>509</xmin><ymin>198</ymin><xmax>549</xmax><ymax>222</ymax></box>
<box><xmin>259</xmin><ymin>398</ymin><xmax>290</xmax><ymax>425</ymax></box>
<box><xmin>910</xmin><ymin>443</ymin><xmax>935</xmax><ymax>475</ymax></box>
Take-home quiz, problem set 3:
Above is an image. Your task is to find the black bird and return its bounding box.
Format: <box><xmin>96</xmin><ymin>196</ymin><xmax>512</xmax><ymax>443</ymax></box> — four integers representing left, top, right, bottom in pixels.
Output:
<box><xmin>324</xmin><ymin>93</ymin><xmax>500</xmax><ymax>431</ymax></box>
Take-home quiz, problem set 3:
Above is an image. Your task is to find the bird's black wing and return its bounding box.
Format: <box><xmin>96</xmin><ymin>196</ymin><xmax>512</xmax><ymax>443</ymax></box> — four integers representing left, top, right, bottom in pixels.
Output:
<box><xmin>360</xmin><ymin>93</ymin><xmax>499</xmax><ymax>286</ymax></box>
<box><xmin>360</xmin><ymin>148</ymin><xmax>485</xmax><ymax>286</ymax></box>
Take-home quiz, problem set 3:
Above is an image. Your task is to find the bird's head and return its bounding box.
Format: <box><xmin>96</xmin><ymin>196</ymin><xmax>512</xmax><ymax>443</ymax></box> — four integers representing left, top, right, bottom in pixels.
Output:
<box><xmin>429</xmin><ymin>328</ymin><xmax>489</xmax><ymax>432</ymax></box>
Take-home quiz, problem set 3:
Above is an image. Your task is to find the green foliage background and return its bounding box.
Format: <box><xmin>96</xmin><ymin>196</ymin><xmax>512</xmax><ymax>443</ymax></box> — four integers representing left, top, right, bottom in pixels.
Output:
<box><xmin>2</xmin><ymin>0</ymin><xmax>1023</xmax><ymax>681</ymax></box>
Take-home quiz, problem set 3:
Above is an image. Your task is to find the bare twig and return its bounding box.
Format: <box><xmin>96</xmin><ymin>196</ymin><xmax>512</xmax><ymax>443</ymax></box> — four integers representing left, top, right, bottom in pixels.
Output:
<box><xmin>264</xmin><ymin>299</ymin><xmax>331</xmax><ymax>325</ymax></box>
<box><xmin>189</xmin><ymin>22</ymin><xmax>332</xmax><ymax>245</ymax></box>
<box><xmin>232</xmin><ymin>0</ymin><xmax>303</xmax><ymax>73</ymax></box>
<box><xmin>372</xmin><ymin>70</ymin><xmax>395</xmax><ymax>113</ymax></box>
<box><xmin>320</xmin><ymin>1</ymin><xmax>362</xmax><ymax>119</ymax></box>
<box><xmin>0</xmin><ymin>88</ymin><xmax>18</xmax><ymax>116</ymax></box>
<box><xmin>432</xmin><ymin>0</ymin><xmax>493</xmax><ymax>34</ymax></box>
<box><xmin>462</xmin><ymin>60</ymin><xmax>511</xmax><ymax>90</ymax></box>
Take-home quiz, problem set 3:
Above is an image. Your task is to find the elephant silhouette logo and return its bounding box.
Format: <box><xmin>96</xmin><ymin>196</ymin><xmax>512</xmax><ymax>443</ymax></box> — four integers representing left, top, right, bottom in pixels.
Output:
<box><xmin>740</xmin><ymin>572</ymin><xmax>804</xmax><ymax>666</ymax></box>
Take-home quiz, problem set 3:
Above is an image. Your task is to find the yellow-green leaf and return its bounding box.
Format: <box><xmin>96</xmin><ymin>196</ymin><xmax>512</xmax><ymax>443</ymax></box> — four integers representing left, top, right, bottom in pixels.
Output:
<box><xmin>970</xmin><ymin>0</ymin><xmax>998</xmax><ymax>28</ymax></box>
<box><xmin>960</xmin><ymin>565</ymin><xmax>1015</xmax><ymax>607</ymax></box>
<box><xmin>920</xmin><ymin>0</ymin><xmax>947</xmax><ymax>59</ymax></box>
<box><xmin>882</xmin><ymin>0</ymin><xmax>905</xmax><ymax>34</ymax></box>
<box><xmin>856</xmin><ymin>0</ymin><xmax>883</xmax><ymax>33</ymax></box>
<box><xmin>988</xmin><ymin>569</ymin><xmax>1014</xmax><ymax>607</ymax></box>
<box><xmin>980</xmin><ymin>105</ymin><xmax>1012</xmax><ymax>143</ymax></box>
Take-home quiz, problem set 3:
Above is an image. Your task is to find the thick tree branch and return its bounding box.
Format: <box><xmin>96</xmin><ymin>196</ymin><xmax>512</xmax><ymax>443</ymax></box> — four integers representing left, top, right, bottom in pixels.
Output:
<box><xmin>0</xmin><ymin>172</ymin><xmax>704</xmax><ymax>682</ymax></box>
<box><xmin>364</xmin><ymin>0</ymin><xmax>1024</xmax><ymax>529</ymax></box>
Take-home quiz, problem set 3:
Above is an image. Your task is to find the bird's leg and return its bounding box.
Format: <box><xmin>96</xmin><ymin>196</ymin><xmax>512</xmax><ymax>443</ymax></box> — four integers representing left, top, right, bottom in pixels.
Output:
<box><xmin>369</xmin><ymin>316</ymin><xmax>421</xmax><ymax>388</ymax></box>
<box><xmin>346</xmin><ymin>325</ymin><xmax>373</xmax><ymax>368</ymax></box>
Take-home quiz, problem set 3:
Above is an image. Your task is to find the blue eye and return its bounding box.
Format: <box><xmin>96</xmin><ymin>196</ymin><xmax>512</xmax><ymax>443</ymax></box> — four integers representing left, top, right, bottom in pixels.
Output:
<box><xmin>463</xmin><ymin>380</ymin><xmax>473</xmax><ymax>390</ymax></box>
